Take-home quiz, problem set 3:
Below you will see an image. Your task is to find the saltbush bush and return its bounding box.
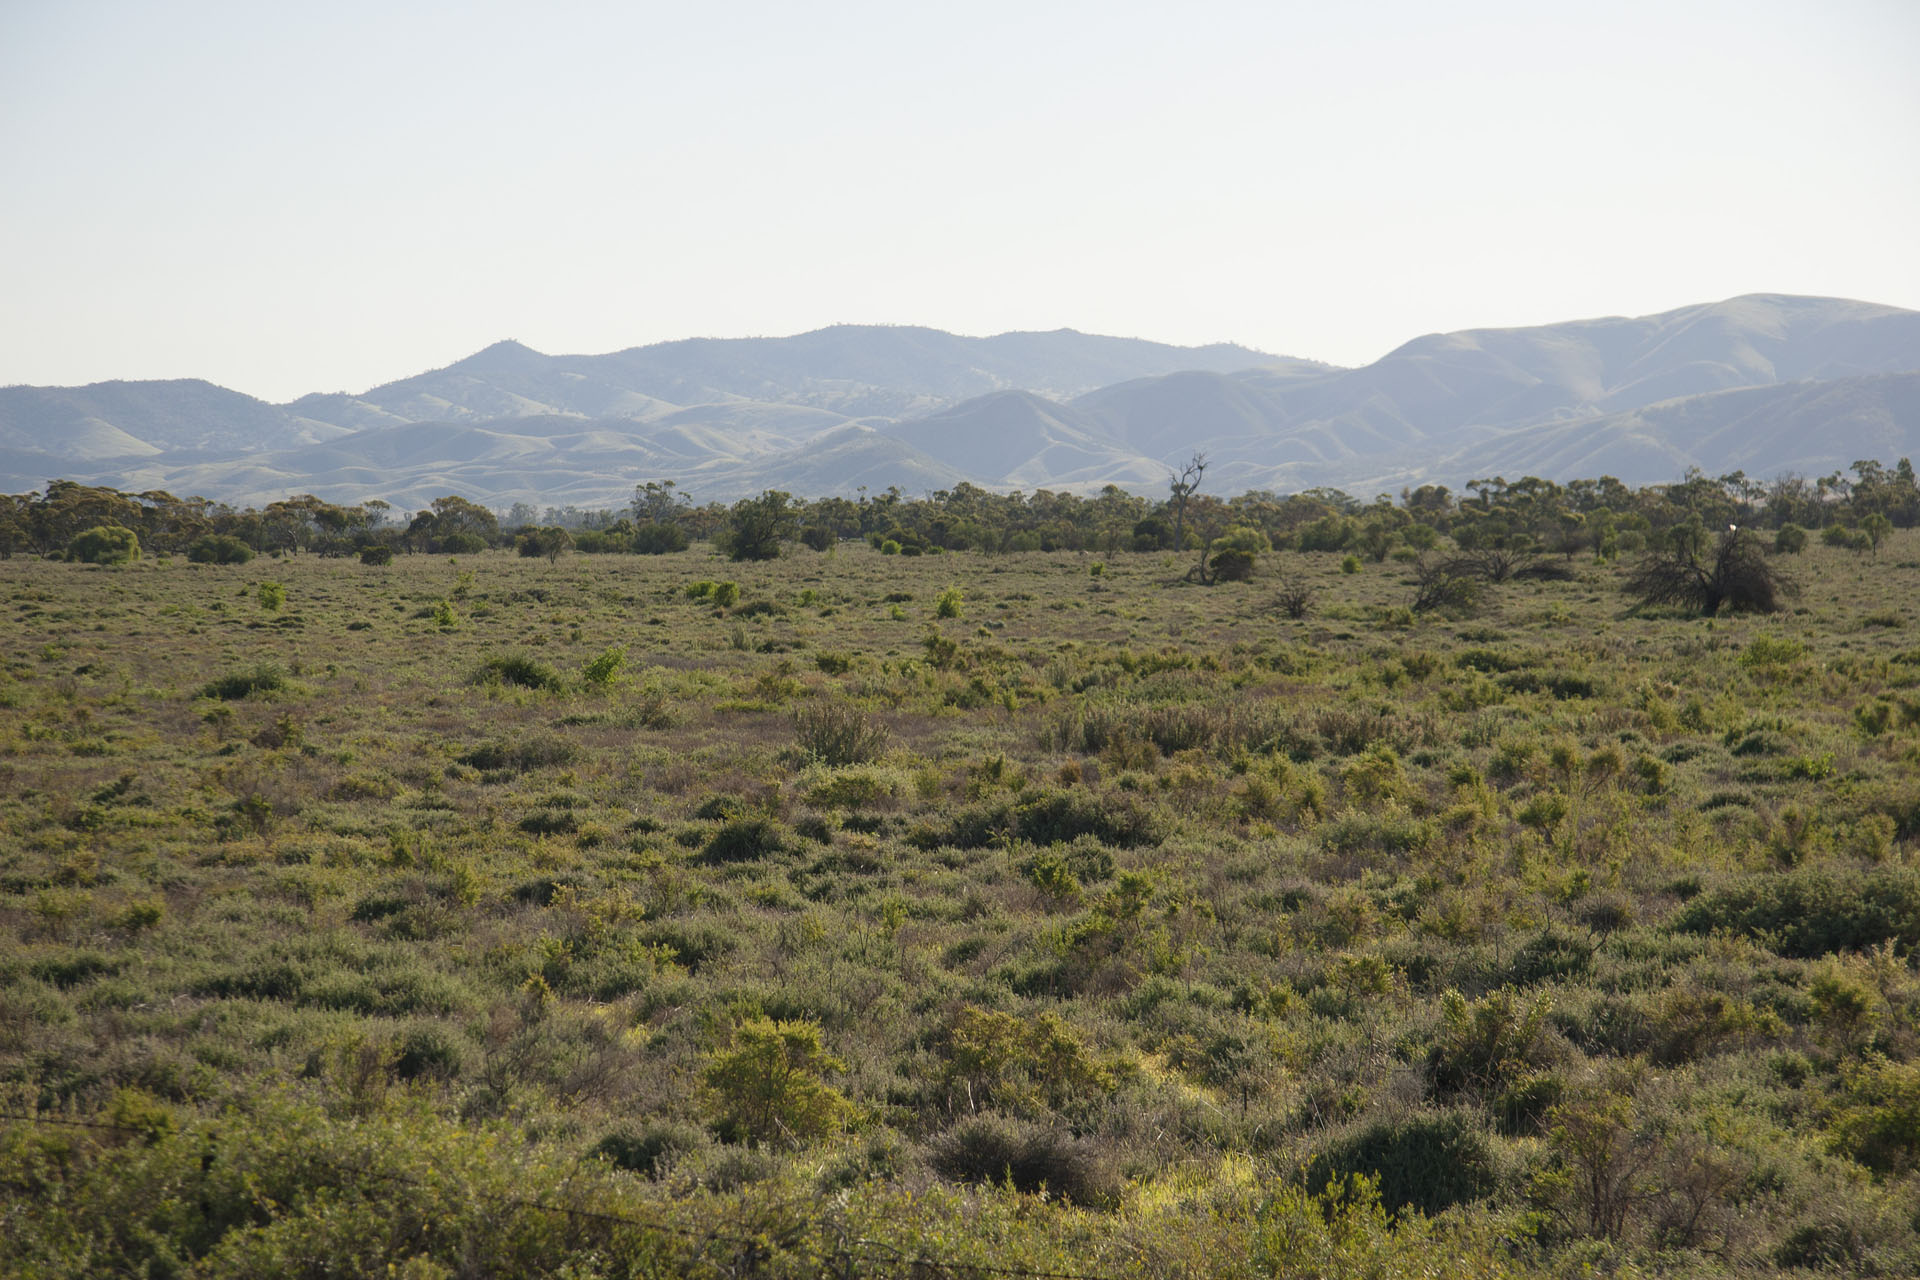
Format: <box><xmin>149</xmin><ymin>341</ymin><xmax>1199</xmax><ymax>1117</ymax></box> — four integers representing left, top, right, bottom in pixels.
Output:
<box><xmin>792</xmin><ymin>702</ymin><xmax>890</xmax><ymax>766</ymax></box>
<box><xmin>189</xmin><ymin>533</ymin><xmax>255</xmax><ymax>564</ymax></box>
<box><xmin>472</xmin><ymin>652</ymin><xmax>562</xmax><ymax>692</ymax></box>
<box><xmin>1673</xmin><ymin>869</ymin><xmax>1920</xmax><ymax>956</ymax></box>
<box><xmin>67</xmin><ymin>525</ymin><xmax>140</xmax><ymax>565</ymax></box>
<box><xmin>457</xmin><ymin>734</ymin><xmax>577</xmax><ymax>773</ymax></box>
<box><xmin>1304</xmin><ymin>1110</ymin><xmax>1500</xmax><ymax>1216</ymax></box>
<box><xmin>930</xmin><ymin>1115</ymin><xmax>1119</xmax><ymax>1207</ymax></box>
<box><xmin>699</xmin><ymin>817</ymin><xmax>796</xmax><ymax>864</ymax></box>
<box><xmin>199</xmin><ymin>662</ymin><xmax>286</xmax><ymax>701</ymax></box>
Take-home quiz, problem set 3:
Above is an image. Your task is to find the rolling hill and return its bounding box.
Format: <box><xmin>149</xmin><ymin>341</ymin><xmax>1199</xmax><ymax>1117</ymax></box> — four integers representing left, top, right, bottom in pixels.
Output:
<box><xmin>3</xmin><ymin>296</ymin><xmax>1916</xmax><ymax>508</ymax></box>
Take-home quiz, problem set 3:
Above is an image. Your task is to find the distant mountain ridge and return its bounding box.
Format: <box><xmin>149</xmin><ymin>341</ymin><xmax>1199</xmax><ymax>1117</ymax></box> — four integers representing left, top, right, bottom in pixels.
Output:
<box><xmin>4</xmin><ymin>296</ymin><xmax>1918</xmax><ymax>509</ymax></box>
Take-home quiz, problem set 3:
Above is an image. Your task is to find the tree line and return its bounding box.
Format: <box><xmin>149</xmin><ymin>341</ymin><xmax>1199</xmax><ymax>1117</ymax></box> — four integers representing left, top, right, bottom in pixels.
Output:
<box><xmin>7</xmin><ymin>458</ymin><xmax>1917</xmax><ymax>567</ymax></box>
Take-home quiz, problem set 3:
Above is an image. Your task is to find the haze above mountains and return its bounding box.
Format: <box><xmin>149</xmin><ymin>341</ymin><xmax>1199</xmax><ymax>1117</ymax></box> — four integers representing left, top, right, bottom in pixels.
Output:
<box><xmin>5</xmin><ymin>294</ymin><xmax>1918</xmax><ymax>511</ymax></box>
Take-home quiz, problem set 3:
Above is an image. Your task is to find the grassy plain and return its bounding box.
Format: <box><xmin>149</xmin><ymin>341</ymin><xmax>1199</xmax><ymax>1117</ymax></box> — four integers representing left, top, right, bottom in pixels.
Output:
<box><xmin>4</xmin><ymin>535</ymin><xmax>1920</xmax><ymax>1277</ymax></box>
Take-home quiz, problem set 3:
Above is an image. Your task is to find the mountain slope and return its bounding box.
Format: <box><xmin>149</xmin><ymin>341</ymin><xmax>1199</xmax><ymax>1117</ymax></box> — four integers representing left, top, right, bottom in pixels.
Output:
<box><xmin>1264</xmin><ymin>293</ymin><xmax>1920</xmax><ymax>446</ymax></box>
<box><xmin>4</xmin><ymin>296</ymin><xmax>1917</xmax><ymax>507</ymax></box>
<box><xmin>0</xmin><ymin>379</ymin><xmax>345</xmax><ymax>461</ymax></box>
<box><xmin>880</xmin><ymin>391</ymin><xmax>1155</xmax><ymax>489</ymax></box>
<box><xmin>291</xmin><ymin>326</ymin><xmax>1282</xmax><ymax>432</ymax></box>
<box><xmin>1431</xmin><ymin>372</ymin><xmax>1920</xmax><ymax>488</ymax></box>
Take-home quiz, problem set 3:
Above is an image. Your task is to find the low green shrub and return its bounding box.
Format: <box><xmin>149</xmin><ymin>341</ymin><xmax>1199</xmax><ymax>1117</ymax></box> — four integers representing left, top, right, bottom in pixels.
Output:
<box><xmin>67</xmin><ymin>525</ymin><xmax>140</xmax><ymax>565</ymax></box>
<box><xmin>699</xmin><ymin>817</ymin><xmax>796</xmax><ymax>864</ymax></box>
<box><xmin>581</xmin><ymin>645</ymin><xmax>626</xmax><ymax>686</ymax></box>
<box><xmin>472</xmin><ymin>653</ymin><xmax>562</xmax><ymax>692</ymax></box>
<box><xmin>392</xmin><ymin>1023</ymin><xmax>466</xmax><ymax>1081</ymax></box>
<box><xmin>591</xmin><ymin>1121</ymin><xmax>706</xmax><ymax>1177</ymax></box>
<box><xmin>701</xmin><ymin>1017</ymin><xmax>850</xmax><ymax>1145</ymax></box>
<box><xmin>189</xmin><ymin>533</ymin><xmax>255</xmax><ymax>564</ymax></box>
<box><xmin>801</xmin><ymin>764</ymin><xmax>906</xmax><ymax>810</ymax></box>
<box><xmin>199</xmin><ymin>662</ymin><xmax>286</xmax><ymax>700</ymax></box>
<box><xmin>1304</xmin><ymin>1110</ymin><xmax>1500</xmax><ymax>1216</ymax></box>
<box><xmin>1428</xmin><ymin>988</ymin><xmax>1557</xmax><ymax>1098</ymax></box>
<box><xmin>1673</xmin><ymin>868</ymin><xmax>1920</xmax><ymax>956</ymax></box>
<box><xmin>631</xmin><ymin>521</ymin><xmax>690</xmax><ymax>553</ymax></box>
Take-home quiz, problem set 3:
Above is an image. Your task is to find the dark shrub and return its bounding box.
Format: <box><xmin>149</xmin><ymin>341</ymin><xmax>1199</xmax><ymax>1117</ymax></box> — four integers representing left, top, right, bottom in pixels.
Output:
<box><xmin>437</xmin><ymin>531</ymin><xmax>488</xmax><ymax>554</ymax></box>
<box><xmin>1131</xmin><ymin>515</ymin><xmax>1174</xmax><ymax>551</ymax></box>
<box><xmin>631</xmin><ymin>521</ymin><xmax>691</xmax><ymax>554</ymax></box>
<box><xmin>393</xmin><ymin>1024</ymin><xmax>465</xmax><ymax>1080</ymax></box>
<box><xmin>472</xmin><ymin>653</ymin><xmax>562</xmax><ymax>692</ymax></box>
<box><xmin>592</xmin><ymin>1121</ymin><xmax>705</xmax><ymax>1177</ymax></box>
<box><xmin>699</xmin><ymin>817</ymin><xmax>795</xmax><ymax>864</ymax></box>
<box><xmin>692</xmin><ymin>794</ymin><xmax>748</xmax><ymax>822</ymax></box>
<box><xmin>719</xmin><ymin>490</ymin><xmax>797</xmax><ymax>561</ymax></box>
<box><xmin>1508</xmin><ymin>927</ymin><xmax>1594</xmax><ymax>984</ymax></box>
<box><xmin>1209</xmin><ymin>548</ymin><xmax>1255</xmax><ymax>581</ymax></box>
<box><xmin>1410</xmin><ymin>562</ymin><xmax>1481</xmax><ymax>615</ymax></box>
<box><xmin>199</xmin><ymin>662</ymin><xmax>286</xmax><ymax>701</ymax></box>
<box><xmin>634</xmin><ymin>919</ymin><xmax>734</xmax><ymax>972</ymax></box>
<box><xmin>1776</xmin><ymin>1219</ymin><xmax>1872</xmax><ymax>1271</ymax></box>
<box><xmin>1305</xmin><ymin>1111</ymin><xmax>1499</xmax><ymax>1216</ymax></box>
<box><xmin>920</xmin><ymin>791</ymin><xmax>1163</xmax><ymax>852</ymax></box>
<box><xmin>799</xmin><ymin>525</ymin><xmax>835</xmax><ymax>552</ymax></box>
<box><xmin>1428</xmin><ymin>988</ymin><xmax>1556</xmax><ymax>1098</ymax></box>
<box><xmin>29</xmin><ymin>950</ymin><xmax>121</xmax><ymax>987</ymax></box>
<box><xmin>518</xmin><ymin>810</ymin><xmax>578</xmax><ymax>836</ymax></box>
<box><xmin>359</xmin><ymin>544</ymin><xmax>393</xmax><ymax>566</ymax></box>
<box><xmin>1272</xmin><ymin>577</ymin><xmax>1314</xmax><ymax>619</ymax></box>
<box><xmin>1018</xmin><ymin>789</ymin><xmax>1162</xmax><ymax>849</ymax></box>
<box><xmin>1496</xmin><ymin>1071</ymin><xmax>1566</xmax><ymax>1136</ymax></box>
<box><xmin>189</xmin><ymin>533</ymin><xmax>256</xmax><ymax>564</ymax></box>
<box><xmin>515</xmin><ymin>526</ymin><xmax>572</xmax><ymax>560</ymax></box>
<box><xmin>458</xmin><ymin>735</ymin><xmax>577</xmax><ymax>774</ymax></box>
<box><xmin>1627</xmin><ymin>528</ymin><xmax>1796</xmax><ymax>615</ymax></box>
<box><xmin>1673</xmin><ymin>869</ymin><xmax>1920</xmax><ymax>956</ymax></box>
<box><xmin>912</xmin><ymin>800</ymin><xmax>1017</xmax><ymax>850</ymax></box>
<box><xmin>509</xmin><ymin>876</ymin><xmax>578</xmax><ymax>906</ymax></box>
<box><xmin>930</xmin><ymin>1115</ymin><xmax>1119</xmax><ymax>1207</ymax></box>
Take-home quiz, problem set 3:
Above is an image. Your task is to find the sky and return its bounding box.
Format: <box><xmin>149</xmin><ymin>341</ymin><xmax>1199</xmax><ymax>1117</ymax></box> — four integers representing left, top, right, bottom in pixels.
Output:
<box><xmin>2</xmin><ymin>0</ymin><xmax>1917</xmax><ymax>403</ymax></box>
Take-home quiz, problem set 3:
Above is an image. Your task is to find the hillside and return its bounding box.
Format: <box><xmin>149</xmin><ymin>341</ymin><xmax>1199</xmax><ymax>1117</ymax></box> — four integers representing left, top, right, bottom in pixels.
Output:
<box><xmin>3</xmin><ymin>296</ymin><xmax>1917</xmax><ymax>507</ymax></box>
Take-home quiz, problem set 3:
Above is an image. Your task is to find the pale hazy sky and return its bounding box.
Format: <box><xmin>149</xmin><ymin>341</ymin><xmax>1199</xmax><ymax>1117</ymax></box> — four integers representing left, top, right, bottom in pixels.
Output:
<box><xmin>3</xmin><ymin>0</ymin><xmax>1917</xmax><ymax>402</ymax></box>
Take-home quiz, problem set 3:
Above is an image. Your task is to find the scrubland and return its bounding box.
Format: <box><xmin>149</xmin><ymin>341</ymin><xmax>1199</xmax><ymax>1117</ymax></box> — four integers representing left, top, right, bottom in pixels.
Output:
<box><xmin>4</xmin><ymin>535</ymin><xmax>1920</xmax><ymax>1277</ymax></box>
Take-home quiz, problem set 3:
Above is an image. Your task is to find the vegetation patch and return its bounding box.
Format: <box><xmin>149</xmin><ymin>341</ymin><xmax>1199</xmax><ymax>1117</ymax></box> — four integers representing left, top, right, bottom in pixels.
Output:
<box><xmin>3</xmin><ymin>471</ymin><xmax>1919</xmax><ymax>1278</ymax></box>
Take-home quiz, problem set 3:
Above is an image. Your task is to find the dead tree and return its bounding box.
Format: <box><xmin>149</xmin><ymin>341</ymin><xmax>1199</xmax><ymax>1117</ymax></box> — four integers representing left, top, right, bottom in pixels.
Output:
<box><xmin>1167</xmin><ymin>453</ymin><xmax>1207</xmax><ymax>552</ymax></box>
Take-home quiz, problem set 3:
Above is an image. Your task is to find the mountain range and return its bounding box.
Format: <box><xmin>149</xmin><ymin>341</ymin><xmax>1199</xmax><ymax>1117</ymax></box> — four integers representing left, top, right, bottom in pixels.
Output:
<box><xmin>4</xmin><ymin>295</ymin><xmax>1918</xmax><ymax>510</ymax></box>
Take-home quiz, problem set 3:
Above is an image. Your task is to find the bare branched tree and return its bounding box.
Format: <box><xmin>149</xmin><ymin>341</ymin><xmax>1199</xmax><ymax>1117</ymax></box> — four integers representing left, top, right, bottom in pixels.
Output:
<box><xmin>1167</xmin><ymin>453</ymin><xmax>1207</xmax><ymax>552</ymax></box>
<box><xmin>1410</xmin><ymin>559</ymin><xmax>1482</xmax><ymax>614</ymax></box>
<box><xmin>1625</xmin><ymin>528</ymin><xmax>1796</xmax><ymax>614</ymax></box>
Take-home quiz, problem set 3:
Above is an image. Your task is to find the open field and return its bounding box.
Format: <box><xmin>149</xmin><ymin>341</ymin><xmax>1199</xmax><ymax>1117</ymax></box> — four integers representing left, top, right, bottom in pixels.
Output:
<box><xmin>5</xmin><ymin>534</ymin><xmax>1920</xmax><ymax>1277</ymax></box>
